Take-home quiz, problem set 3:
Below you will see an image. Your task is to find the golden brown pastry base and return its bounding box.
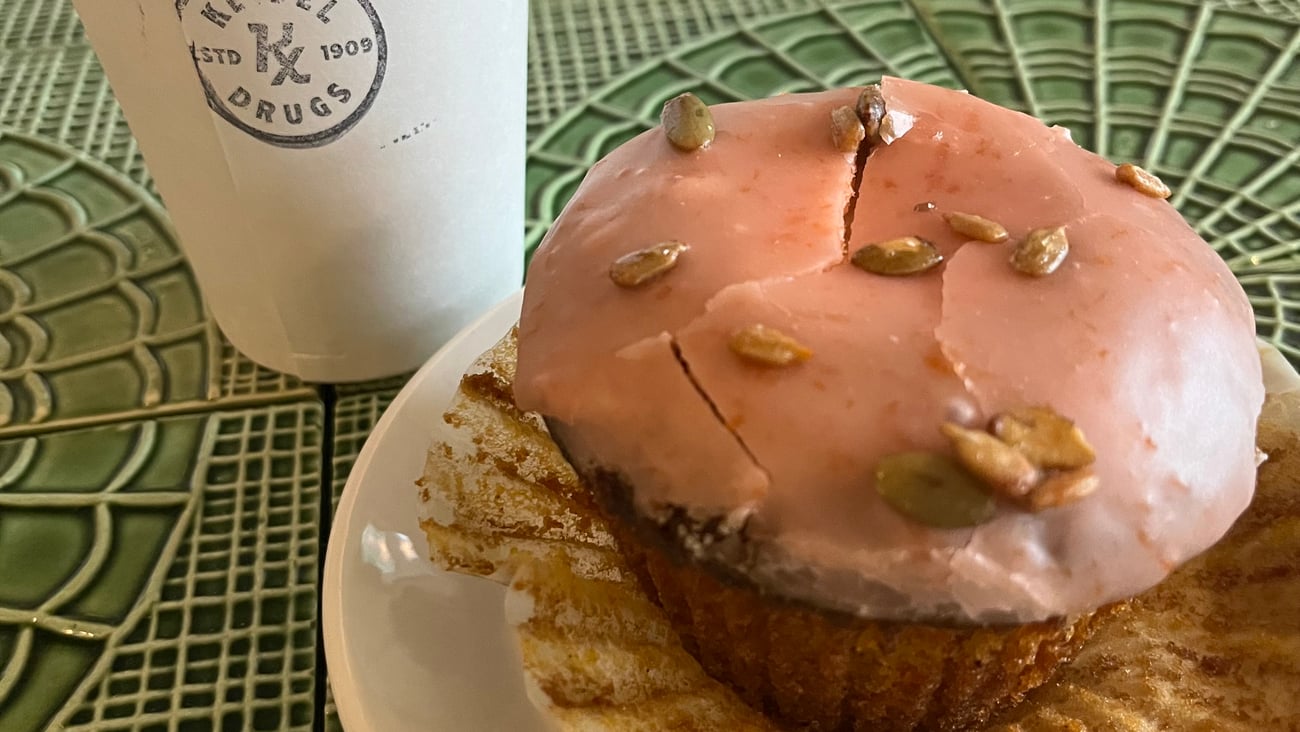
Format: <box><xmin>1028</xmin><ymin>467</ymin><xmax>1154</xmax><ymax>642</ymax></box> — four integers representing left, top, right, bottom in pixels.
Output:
<box><xmin>595</xmin><ymin>494</ymin><xmax>1117</xmax><ymax>732</ymax></box>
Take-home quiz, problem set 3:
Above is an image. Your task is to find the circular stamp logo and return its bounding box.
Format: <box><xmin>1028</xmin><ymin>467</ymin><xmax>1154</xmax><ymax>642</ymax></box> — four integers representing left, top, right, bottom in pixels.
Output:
<box><xmin>177</xmin><ymin>0</ymin><xmax>387</xmax><ymax>148</ymax></box>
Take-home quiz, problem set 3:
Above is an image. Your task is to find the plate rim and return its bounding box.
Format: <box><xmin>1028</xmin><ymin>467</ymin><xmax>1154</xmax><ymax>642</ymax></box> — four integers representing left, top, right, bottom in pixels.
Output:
<box><xmin>322</xmin><ymin>289</ymin><xmax>526</xmax><ymax>732</ymax></box>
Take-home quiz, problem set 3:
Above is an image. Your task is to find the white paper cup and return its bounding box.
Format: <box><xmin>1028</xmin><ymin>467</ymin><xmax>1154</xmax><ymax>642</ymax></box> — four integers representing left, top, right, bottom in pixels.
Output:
<box><xmin>72</xmin><ymin>0</ymin><xmax>528</xmax><ymax>381</ymax></box>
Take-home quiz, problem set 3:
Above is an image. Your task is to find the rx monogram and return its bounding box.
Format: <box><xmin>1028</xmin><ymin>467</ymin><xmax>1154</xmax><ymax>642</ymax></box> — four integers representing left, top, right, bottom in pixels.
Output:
<box><xmin>249</xmin><ymin>23</ymin><xmax>311</xmax><ymax>86</ymax></box>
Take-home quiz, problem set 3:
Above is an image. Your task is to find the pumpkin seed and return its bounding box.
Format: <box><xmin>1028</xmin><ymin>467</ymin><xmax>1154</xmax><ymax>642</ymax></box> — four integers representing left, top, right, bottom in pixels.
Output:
<box><xmin>1115</xmin><ymin>163</ymin><xmax>1170</xmax><ymax>199</ymax></box>
<box><xmin>1011</xmin><ymin>226</ymin><xmax>1070</xmax><ymax>277</ymax></box>
<box><xmin>941</xmin><ymin>423</ymin><xmax>1040</xmax><ymax>498</ymax></box>
<box><xmin>991</xmin><ymin>407</ymin><xmax>1095</xmax><ymax>470</ymax></box>
<box><xmin>850</xmin><ymin>236</ymin><xmax>943</xmax><ymax>276</ymax></box>
<box><xmin>830</xmin><ymin>105</ymin><xmax>866</xmax><ymax>153</ymax></box>
<box><xmin>943</xmin><ymin>212</ymin><xmax>1008</xmax><ymax>243</ymax></box>
<box><xmin>661</xmin><ymin>93</ymin><xmax>715</xmax><ymax>151</ymax></box>
<box><xmin>609</xmin><ymin>241</ymin><xmax>690</xmax><ymax>288</ymax></box>
<box><xmin>728</xmin><ymin>325</ymin><xmax>812</xmax><ymax>367</ymax></box>
<box><xmin>1023</xmin><ymin>468</ymin><xmax>1099</xmax><ymax>512</ymax></box>
<box><xmin>875</xmin><ymin>452</ymin><xmax>997</xmax><ymax>529</ymax></box>
<box><xmin>855</xmin><ymin>84</ymin><xmax>886</xmax><ymax>145</ymax></box>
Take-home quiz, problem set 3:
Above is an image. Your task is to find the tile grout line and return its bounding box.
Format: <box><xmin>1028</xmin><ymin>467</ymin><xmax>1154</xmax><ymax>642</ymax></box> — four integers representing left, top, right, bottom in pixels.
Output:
<box><xmin>313</xmin><ymin>384</ymin><xmax>339</xmax><ymax>732</ymax></box>
<box><xmin>0</xmin><ymin>389</ymin><xmax>322</xmax><ymax>440</ymax></box>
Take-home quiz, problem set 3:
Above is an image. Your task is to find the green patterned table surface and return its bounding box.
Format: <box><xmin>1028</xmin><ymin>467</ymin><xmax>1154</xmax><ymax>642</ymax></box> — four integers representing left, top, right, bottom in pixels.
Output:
<box><xmin>0</xmin><ymin>0</ymin><xmax>1298</xmax><ymax>730</ymax></box>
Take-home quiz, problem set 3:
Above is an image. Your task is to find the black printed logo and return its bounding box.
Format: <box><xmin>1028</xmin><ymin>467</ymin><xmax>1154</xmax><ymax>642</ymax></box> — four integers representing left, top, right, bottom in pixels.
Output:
<box><xmin>178</xmin><ymin>0</ymin><xmax>387</xmax><ymax>148</ymax></box>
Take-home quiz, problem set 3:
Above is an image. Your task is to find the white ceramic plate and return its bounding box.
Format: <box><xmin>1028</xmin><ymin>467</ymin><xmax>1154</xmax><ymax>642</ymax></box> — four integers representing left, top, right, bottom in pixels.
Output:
<box><xmin>322</xmin><ymin>290</ymin><xmax>544</xmax><ymax>732</ymax></box>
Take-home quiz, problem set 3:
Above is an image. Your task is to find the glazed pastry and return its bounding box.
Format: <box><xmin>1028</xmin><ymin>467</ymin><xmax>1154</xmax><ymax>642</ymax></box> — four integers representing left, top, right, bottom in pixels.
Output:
<box><xmin>506</xmin><ymin>78</ymin><xmax>1265</xmax><ymax>730</ymax></box>
<box><xmin>419</xmin><ymin>334</ymin><xmax>1298</xmax><ymax>731</ymax></box>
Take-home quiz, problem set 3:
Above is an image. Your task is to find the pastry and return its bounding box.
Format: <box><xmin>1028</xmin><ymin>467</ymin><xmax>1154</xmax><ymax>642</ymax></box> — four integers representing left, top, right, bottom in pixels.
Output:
<box><xmin>429</xmin><ymin>78</ymin><xmax>1268</xmax><ymax>730</ymax></box>
<box><xmin>511</xmin><ymin>78</ymin><xmax>1264</xmax><ymax>730</ymax></box>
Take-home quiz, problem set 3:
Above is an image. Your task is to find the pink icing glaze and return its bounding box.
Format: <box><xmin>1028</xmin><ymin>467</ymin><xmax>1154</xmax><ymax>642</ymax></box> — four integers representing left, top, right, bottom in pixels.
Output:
<box><xmin>547</xmin><ymin>332</ymin><xmax>769</xmax><ymax>515</ymax></box>
<box><xmin>515</xmin><ymin>78</ymin><xmax>1264</xmax><ymax>622</ymax></box>
<box><xmin>517</xmin><ymin>89</ymin><xmax>859</xmax><ymax>512</ymax></box>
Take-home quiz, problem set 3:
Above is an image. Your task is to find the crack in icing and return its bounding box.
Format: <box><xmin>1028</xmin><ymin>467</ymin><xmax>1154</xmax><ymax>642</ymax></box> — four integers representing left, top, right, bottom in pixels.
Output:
<box><xmin>668</xmin><ymin>335</ymin><xmax>771</xmax><ymax>485</ymax></box>
<box><xmin>934</xmin><ymin>209</ymin><xmax>1116</xmax><ymax>417</ymax></box>
<box><xmin>653</xmin><ymin>103</ymin><xmax>881</xmax><ymax>494</ymax></box>
<box><xmin>840</xmin><ymin>99</ymin><xmax>876</xmax><ymax>256</ymax></box>
<box><xmin>877</xmin><ymin>82</ymin><xmax>998</xmax><ymax>605</ymax></box>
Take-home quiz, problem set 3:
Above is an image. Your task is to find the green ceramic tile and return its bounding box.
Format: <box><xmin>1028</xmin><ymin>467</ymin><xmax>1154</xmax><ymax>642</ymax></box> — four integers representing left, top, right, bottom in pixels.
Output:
<box><xmin>0</xmin><ymin>401</ymin><xmax>322</xmax><ymax>732</ymax></box>
<box><xmin>0</xmin><ymin>131</ymin><xmax>312</xmax><ymax>432</ymax></box>
<box><xmin>0</xmin><ymin>44</ymin><xmax>151</xmax><ymax>188</ymax></box>
<box><xmin>323</xmin><ymin>683</ymin><xmax>344</xmax><ymax>732</ymax></box>
<box><xmin>330</xmin><ymin>388</ymin><xmax>401</xmax><ymax>514</ymax></box>
<box><xmin>215</xmin><ymin>340</ymin><xmax>309</xmax><ymax>403</ymax></box>
<box><xmin>335</xmin><ymin>374</ymin><xmax>411</xmax><ymax>399</ymax></box>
